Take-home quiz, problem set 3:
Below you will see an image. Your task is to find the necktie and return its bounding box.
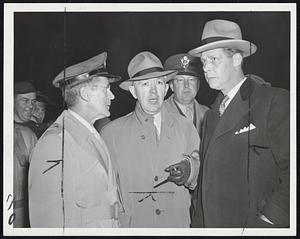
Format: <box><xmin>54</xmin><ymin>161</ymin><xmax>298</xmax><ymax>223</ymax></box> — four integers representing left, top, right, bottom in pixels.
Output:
<box><xmin>219</xmin><ymin>95</ymin><xmax>230</xmax><ymax>116</ymax></box>
<box><xmin>153</xmin><ymin>114</ymin><xmax>161</xmax><ymax>137</ymax></box>
<box><xmin>185</xmin><ymin>105</ymin><xmax>194</xmax><ymax>120</ymax></box>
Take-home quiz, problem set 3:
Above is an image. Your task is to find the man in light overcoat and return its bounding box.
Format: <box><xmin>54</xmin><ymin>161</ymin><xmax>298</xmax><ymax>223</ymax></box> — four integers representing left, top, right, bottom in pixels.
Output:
<box><xmin>28</xmin><ymin>52</ymin><xmax>122</xmax><ymax>227</ymax></box>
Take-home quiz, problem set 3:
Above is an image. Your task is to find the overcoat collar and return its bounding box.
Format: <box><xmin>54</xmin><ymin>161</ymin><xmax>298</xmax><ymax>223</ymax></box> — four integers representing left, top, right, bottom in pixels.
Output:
<box><xmin>56</xmin><ymin>110</ymin><xmax>109</xmax><ymax>174</ymax></box>
<box><xmin>169</xmin><ymin>94</ymin><xmax>197</xmax><ymax>126</ymax></box>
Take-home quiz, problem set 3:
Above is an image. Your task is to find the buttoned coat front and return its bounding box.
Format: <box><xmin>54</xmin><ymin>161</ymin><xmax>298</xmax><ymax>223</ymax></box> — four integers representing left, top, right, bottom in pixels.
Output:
<box><xmin>101</xmin><ymin>103</ymin><xmax>200</xmax><ymax>227</ymax></box>
<box><xmin>191</xmin><ymin>77</ymin><xmax>290</xmax><ymax>228</ymax></box>
<box><xmin>164</xmin><ymin>94</ymin><xmax>209</xmax><ymax>137</ymax></box>
<box><xmin>28</xmin><ymin>110</ymin><xmax>119</xmax><ymax>228</ymax></box>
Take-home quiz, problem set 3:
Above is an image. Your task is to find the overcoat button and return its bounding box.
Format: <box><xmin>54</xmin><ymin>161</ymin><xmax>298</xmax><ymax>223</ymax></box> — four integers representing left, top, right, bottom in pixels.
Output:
<box><xmin>155</xmin><ymin>209</ymin><xmax>161</xmax><ymax>215</ymax></box>
<box><xmin>141</xmin><ymin>135</ymin><xmax>146</xmax><ymax>140</ymax></box>
<box><xmin>154</xmin><ymin>176</ymin><xmax>158</xmax><ymax>181</ymax></box>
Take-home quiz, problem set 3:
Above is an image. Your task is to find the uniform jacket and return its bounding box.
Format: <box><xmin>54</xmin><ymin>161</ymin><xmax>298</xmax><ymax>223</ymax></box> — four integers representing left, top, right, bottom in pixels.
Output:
<box><xmin>28</xmin><ymin>110</ymin><xmax>119</xmax><ymax>228</ymax></box>
<box><xmin>164</xmin><ymin>94</ymin><xmax>209</xmax><ymax>136</ymax></box>
<box><xmin>101</xmin><ymin>103</ymin><xmax>200</xmax><ymax>227</ymax></box>
<box><xmin>191</xmin><ymin>77</ymin><xmax>290</xmax><ymax>228</ymax></box>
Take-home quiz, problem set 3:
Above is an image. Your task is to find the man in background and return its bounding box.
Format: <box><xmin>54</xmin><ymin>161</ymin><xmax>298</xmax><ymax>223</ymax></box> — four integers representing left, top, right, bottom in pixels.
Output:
<box><xmin>13</xmin><ymin>81</ymin><xmax>37</xmax><ymax>227</ymax></box>
<box><xmin>164</xmin><ymin>53</ymin><xmax>209</xmax><ymax>136</ymax></box>
<box><xmin>27</xmin><ymin>91</ymin><xmax>53</xmax><ymax>138</ymax></box>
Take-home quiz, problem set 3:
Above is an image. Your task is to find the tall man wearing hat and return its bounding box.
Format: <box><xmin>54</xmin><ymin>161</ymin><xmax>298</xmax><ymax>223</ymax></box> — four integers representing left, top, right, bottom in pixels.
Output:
<box><xmin>14</xmin><ymin>81</ymin><xmax>37</xmax><ymax>227</ymax></box>
<box><xmin>164</xmin><ymin>53</ymin><xmax>209</xmax><ymax>136</ymax></box>
<box><xmin>101</xmin><ymin>51</ymin><xmax>200</xmax><ymax>227</ymax></box>
<box><xmin>188</xmin><ymin>19</ymin><xmax>289</xmax><ymax>228</ymax></box>
<box><xmin>28</xmin><ymin>52</ymin><xmax>122</xmax><ymax>227</ymax></box>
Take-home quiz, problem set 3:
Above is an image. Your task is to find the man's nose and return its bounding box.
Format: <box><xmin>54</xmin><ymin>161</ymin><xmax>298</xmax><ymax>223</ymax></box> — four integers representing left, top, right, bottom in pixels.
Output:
<box><xmin>108</xmin><ymin>88</ymin><xmax>115</xmax><ymax>100</ymax></box>
<box><xmin>28</xmin><ymin>101</ymin><xmax>35</xmax><ymax>109</ymax></box>
<box><xmin>184</xmin><ymin>79</ymin><xmax>190</xmax><ymax>88</ymax></box>
<box><xmin>150</xmin><ymin>84</ymin><xmax>158</xmax><ymax>93</ymax></box>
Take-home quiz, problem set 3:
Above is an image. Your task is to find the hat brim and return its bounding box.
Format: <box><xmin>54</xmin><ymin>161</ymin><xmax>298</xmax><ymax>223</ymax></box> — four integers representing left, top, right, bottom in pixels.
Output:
<box><xmin>188</xmin><ymin>39</ymin><xmax>257</xmax><ymax>58</ymax></box>
<box><xmin>119</xmin><ymin>70</ymin><xmax>177</xmax><ymax>91</ymax></box>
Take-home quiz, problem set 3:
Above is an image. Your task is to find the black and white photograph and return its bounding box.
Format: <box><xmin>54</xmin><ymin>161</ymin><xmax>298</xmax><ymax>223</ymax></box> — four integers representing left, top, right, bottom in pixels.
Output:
<box><xmin>3</xmin><ymin>3</ymin><xmax>296</xmax><ymax>236</ymax></box>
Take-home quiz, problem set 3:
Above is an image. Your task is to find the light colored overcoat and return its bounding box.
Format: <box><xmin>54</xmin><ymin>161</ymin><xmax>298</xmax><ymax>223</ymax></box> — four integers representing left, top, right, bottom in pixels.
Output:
<box><xmin>101</xmin><ymin>103</ymin><xmax>200</xmax><ymax>227</ymax></box>
<box><xmin>28</xmin><ymin>110</ymin><xmax>119</xmax><ymax>228</ymax></box>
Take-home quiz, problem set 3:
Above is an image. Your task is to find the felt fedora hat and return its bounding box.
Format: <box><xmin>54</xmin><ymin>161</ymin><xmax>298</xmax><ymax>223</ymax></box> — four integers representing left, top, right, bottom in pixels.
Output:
<box><xmin>53</xmin><ymin>52</ymin><xmax>121</xmax><ymax>88</ymax></box>
<box><xmin>189</xmin><ymin>19</ymin><xmax>257</xmax><ymax>58</ymax></box>
<box><xmin>119</xmin><ymin>51</ymin><xmax>177</xmax><ymax>91</ymax></box>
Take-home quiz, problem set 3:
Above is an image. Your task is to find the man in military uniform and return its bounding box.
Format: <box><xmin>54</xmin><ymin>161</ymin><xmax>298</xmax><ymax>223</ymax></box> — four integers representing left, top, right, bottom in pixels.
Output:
<box><xmin>28</xmin><ymin>52</ymin><xmax>122</xmax><ymax>228</ymax></box>
<box><xmin>164</xmin><ymin>53</ymin><xmax>209</xmax><ymax>136</ymax></box>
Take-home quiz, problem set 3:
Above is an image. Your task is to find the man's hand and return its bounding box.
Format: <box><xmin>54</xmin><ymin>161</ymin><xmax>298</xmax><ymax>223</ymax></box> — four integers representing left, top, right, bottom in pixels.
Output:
<box><xmin>164</xmin><ymin>159</ymin><xmax>191</xmax><ymax>186</ymax></box>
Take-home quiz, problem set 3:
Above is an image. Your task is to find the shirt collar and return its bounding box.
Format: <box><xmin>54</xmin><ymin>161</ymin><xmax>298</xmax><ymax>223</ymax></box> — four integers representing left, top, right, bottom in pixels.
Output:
<box><xmin>226</xmin><ymin>77</ymin><xmax>247</xmax><ymax>100</ymax></box>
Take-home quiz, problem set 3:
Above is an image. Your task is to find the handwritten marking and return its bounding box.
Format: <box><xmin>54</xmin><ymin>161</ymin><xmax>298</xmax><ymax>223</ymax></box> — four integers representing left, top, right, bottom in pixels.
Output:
<box><xmin>42</xmin><ymin>160</ymin><xmax>62</xmax><ymax>174</ymax></box>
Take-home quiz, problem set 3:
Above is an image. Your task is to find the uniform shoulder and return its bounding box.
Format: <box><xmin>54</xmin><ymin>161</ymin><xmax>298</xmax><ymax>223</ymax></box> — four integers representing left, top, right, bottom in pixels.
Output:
<box><xmin>40</xmin><ymin>122</ymin><xmax>63</xmax><ymax>139</ymax></box>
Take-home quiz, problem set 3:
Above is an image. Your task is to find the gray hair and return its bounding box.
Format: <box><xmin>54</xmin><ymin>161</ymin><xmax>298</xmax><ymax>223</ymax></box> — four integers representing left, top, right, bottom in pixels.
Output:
<box><xmin>63</xmin><ymin>77</ymin><xmax>100</xmax><ymax>107</ymax></box>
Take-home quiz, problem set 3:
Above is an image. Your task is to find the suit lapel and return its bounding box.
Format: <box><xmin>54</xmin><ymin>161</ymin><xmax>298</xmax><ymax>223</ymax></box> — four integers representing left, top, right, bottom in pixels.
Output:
<box><xmin>207</xmin><ymin>78</ymin><xmax>258</xmax><ymax>150</ymax></box>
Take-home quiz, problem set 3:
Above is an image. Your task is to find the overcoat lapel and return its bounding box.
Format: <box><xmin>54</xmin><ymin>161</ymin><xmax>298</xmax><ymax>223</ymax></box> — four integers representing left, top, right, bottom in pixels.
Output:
<box><xmin>206</xmin><ymin>78</ymin><xmax>258</xmax><ymax>153</ymax></box>
<box><xmin>62</xmin><ymin>111</ymin><xmax>109</xmax><ymax>174</ymax></box>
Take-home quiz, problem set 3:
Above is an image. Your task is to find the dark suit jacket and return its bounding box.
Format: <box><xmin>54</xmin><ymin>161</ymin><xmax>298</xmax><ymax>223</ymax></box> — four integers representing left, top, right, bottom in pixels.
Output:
<box><xmin>191</xmin><ymin>77</ymin><xmax>290</xmax><ymax>228</ymax></box>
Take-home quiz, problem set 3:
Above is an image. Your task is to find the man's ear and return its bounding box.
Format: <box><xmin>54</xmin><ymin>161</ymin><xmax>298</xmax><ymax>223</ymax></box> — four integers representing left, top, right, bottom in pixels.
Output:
<box><xmin>169</xmin><ymin>81</ymin><xmax>174</xmax><ymax>92</ymax></box>
<box><xmin>164</xmin><ymin>83</ymin><xmax>169</xmax><ymax>97</ymax></box>
<box><xmin>79</xmin><ymin>86</ymin><xmax>90</xmax><ymax>102</ymax></box>
<box><xmin>232</xmin><ymin>53</ymin><xmax>243</xmax><ymax>67</ymax></box>
<box><xmin>128</xmin><ymin>85</ymin><xmax>138</xmax><ymax>99</ymax></box>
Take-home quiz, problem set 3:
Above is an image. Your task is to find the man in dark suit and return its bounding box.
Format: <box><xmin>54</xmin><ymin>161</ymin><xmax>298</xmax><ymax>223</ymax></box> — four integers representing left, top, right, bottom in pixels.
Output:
<box><xmin>188</xmin><ymin>19</ymin><xmax>290</xmax><ymax>228</ymax></box>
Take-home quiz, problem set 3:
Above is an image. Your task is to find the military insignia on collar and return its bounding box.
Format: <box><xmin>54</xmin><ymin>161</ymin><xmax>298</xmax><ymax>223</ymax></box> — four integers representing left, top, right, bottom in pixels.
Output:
<box><xmin>180</xmin><ymin>56</ymin><xmax>191</xmax><ymax>69</ymax></box>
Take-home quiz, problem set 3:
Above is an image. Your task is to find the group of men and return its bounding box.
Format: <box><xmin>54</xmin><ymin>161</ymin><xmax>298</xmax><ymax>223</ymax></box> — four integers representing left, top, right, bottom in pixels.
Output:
<box><xmin>14</xmin><ymin>19</ymin><xmax>290</xmax><ymax>228</ymax></box>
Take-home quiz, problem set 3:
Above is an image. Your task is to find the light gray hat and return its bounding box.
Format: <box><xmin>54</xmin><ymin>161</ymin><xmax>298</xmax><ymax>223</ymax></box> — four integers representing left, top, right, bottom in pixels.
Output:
<box><xmin>119</xmin><ymin>51</ymin><xmax>177</xmax><ymax>91</ymax></box>
<box><xmin>189</xmin><ymin>19</ymin><xmax>257</xmax><ymax>58</ymax></box>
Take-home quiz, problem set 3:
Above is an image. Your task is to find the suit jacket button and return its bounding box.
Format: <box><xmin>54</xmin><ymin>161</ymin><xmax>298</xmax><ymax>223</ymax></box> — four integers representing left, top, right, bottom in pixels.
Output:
<box><xmin>154</xmin><ymin>176</ymin><xmax>158</xmax><ymax>181</ymax></box>
<box><xmin>155</xmin><ymin>209</ymin><xmax>161</xmax><ymax>215</ymax></box>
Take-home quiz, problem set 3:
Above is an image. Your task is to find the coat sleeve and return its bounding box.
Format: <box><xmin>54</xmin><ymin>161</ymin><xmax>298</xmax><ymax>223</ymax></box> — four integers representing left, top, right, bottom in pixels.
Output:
<box><xmin>262</xmin><ymin>89</ymin><xmax>290</xmax><ymax>227</ymax></box>
<box><xmin>28</xmin><ymin>133</ymin><xmax>64</xmax><ymax>227</ymax></box>
<box><xmin>184</xmin><ymin>123</ymin><xmax>201</xmax><ymax>190</ymax></box>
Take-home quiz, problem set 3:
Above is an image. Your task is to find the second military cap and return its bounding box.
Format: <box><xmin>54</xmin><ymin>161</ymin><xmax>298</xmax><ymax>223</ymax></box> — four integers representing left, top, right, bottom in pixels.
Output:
<box><xmin>164</xmin><ymin>53</ymin><xmax>202</xmax><ymax>78</ymax></box>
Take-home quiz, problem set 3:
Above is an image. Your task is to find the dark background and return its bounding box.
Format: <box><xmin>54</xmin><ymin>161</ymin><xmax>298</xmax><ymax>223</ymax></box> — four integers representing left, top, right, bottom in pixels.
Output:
<box><xmin>14</xmin><ymin>11</ymin><xmax>290</xmax><ymax>122</ymax></box>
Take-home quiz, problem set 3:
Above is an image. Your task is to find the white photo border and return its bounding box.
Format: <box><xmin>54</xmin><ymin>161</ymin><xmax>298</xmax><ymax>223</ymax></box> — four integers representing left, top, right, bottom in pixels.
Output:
<box><xmin>3</xmin><ymin>3</ymin><xmax>297</xmax><ymax>236</ymax></box>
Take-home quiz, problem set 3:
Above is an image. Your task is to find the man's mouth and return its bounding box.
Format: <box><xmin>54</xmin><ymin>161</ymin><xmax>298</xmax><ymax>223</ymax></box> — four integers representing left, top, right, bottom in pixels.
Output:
<box><xmin>148</xmin><ymin>97</ymin><xmax>159</xmax><ymax>103</ymax></box>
